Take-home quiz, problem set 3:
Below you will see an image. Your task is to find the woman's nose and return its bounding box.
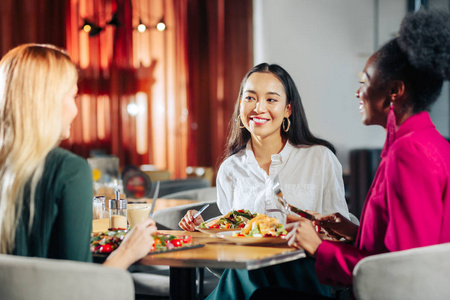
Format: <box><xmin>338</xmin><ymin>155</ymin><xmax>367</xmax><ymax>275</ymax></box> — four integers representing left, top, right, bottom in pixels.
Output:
<box><xmin>255</xmin><ymin>100</ymin><xmax>266</xmax><ymax>113</ymax></box>
<box><xmin>355</xmin><ymin>88</ymin><xmax>360</xmax><ymax>98</ymax></box>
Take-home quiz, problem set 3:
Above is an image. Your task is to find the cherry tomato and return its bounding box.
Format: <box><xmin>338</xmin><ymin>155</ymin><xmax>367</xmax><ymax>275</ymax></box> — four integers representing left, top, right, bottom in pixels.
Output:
<box><xmin>238</xmin><ymin>223</ymin><xmax>245</xmax><ymax>228</ymax></box>
<box><xmin>210</xmin><ymin>224</ymin><xmax>220</xmax><ymax>229</ymax></box>
<box><xmin>100</xmin><ymin>243</ymin><xmax>113</xmax><ymax>253</ymax></box>
<box><xmin>182</xmin><ymin>235</ymin><xmax>192</xmax><ymax>244</ymax></box>
<box><xmin>170</xmin><ymin>239</ymin><xmax>183</xmax><ymax>247</ymax></box>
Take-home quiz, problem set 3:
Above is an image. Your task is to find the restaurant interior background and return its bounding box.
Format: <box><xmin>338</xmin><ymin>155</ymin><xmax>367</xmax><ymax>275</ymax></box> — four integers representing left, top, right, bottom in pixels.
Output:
<box><xmin>1</xmin><ymin>0</ymin><xmax>449</xmax><ymax>215</ymax></box>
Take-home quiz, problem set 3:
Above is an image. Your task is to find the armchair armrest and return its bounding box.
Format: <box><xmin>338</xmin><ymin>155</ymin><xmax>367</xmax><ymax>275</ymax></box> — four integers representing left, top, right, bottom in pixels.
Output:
<box><xmin>353</xmin><ymin>243</ymin><xmax>450</xmax><ymax>300</ymax></box>
<box><xmin>0</xmin><ymin>254</ymin><xmax>134</xmax><ymax>300</ymax></box>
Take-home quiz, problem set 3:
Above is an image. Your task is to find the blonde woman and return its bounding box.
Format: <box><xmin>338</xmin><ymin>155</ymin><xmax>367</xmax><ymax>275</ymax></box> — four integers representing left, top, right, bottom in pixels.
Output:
<box><xmin>0</xmin><ymin>44</ymin><xmax>156</xmax><ymax>269</ymax></box>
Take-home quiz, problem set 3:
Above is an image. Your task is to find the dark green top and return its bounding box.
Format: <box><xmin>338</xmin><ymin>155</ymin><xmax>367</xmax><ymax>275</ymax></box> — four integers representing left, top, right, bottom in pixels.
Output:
<box><xmin>14</xmin><ymin>147</ymin><xmax>93</xmax><ymax>262</ymax></box>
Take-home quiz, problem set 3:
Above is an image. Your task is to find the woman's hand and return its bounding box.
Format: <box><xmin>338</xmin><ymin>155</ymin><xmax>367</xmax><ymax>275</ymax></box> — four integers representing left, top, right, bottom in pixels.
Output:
<box><xmin>104</xmin><ymin>218</ymin><xmax>157</xmax><ymax>269</ymax></box>
<box><xmin>315</xmin><ymin>212</ymin><xmax>358</xmax><ymax>242</ymax></box>
<box><xmin>178</xmin><ymin>210</ymin><xmax>204</xmax><ymax>231</ymax></box>
<box><xmin>285</xmin><ymin>214</ymin><xmax>322</xmax><ymax>256</ymax></box>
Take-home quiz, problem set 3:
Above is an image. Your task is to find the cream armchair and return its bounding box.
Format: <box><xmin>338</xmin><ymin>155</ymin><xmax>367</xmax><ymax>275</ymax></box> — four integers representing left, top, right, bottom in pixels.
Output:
<box><xmin>0</xmin><ymin>254</ymin><xmax>134</xmax><ymax>300</ymax></box>
<box><xmin>353</xmin><ymin>243</ymin><xmax>450</xmax><ymax>300</ymax></box>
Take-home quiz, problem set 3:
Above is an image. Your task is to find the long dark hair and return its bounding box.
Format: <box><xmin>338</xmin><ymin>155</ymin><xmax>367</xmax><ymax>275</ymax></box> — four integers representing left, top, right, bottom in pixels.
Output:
<box><xmin>225</xmin><ymin>63</ymin><xmax>335</xmax><ymax>159</ymax></box>
<box><xmin>373</xmin><ymin>9</ymin><xmax>450</xmax><ymax>113</ymax></box>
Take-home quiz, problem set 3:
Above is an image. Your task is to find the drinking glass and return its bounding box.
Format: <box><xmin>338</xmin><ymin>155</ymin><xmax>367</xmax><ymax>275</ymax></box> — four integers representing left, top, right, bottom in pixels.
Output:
<box><xmin>127</xmin><ymin>204</ymin><xmax>151</xmax><ymax>228</ymax></box>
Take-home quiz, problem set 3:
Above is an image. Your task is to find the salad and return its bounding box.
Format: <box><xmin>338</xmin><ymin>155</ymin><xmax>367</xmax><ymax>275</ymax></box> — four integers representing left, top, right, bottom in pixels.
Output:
<box><xmin>91</xmin><ymin>230</ymin><xmax>192</xmax><ymax>254</ymax></box>
<box><xmin>151</xmin><ymin>233</ymin><xmax>192</xmax><ymax>252</ymax></box>
<box><xmin>91</xmin><ymin>229</ymin><xmax>127</xmax><ymax>254</ymax></box>
<box><xmin>199</xmin><ymin>209</ymin><xmax>259</xmax><ymax>229</ymax></box>
<box><xmin>234</xmin><ymin>214</ymin><xmax>287</xmax><ymax>237</ymax></box>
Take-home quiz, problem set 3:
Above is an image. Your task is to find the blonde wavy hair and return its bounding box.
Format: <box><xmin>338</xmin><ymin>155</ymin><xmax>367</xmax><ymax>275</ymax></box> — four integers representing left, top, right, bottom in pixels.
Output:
<box><xmin>0</xmin><ymin>44</ymin><xmax>78</xmax><ymax>253</ymax></box>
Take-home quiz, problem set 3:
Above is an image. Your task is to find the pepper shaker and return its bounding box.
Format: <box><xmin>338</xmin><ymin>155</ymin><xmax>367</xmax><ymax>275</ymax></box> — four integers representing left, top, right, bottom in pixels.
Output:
<box><xmin>109</xmin><ymin>190</ymin><xmax>127</xmax><ymax>230</ymax></box>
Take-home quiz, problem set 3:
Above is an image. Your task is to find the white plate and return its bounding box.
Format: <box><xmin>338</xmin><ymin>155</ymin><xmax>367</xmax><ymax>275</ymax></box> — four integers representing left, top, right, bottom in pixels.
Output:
<box><xmin>195</xmin><ymin>227</ymin><xmax>241</xmax><ymax>235</ymax></box>
<box><xmin>216</xmin><ymin>231</ymin><xmax>287</xmax><ymax>245</ymax></box>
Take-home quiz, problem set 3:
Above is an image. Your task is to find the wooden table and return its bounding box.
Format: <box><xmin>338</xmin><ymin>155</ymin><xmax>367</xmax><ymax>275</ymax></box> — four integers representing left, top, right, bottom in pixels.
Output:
<box><xmin>93</xmin><ymin>198</ymin><xmax>199</xmax><ymax>233</ymax></box>
<box><xmin>92</xmin><ymin>200</ymin><xmax>305</xmax><ymax>299</ymax></box>
<box><xmin>139</xmin><ymin>230</ymin><xmax>305</xmax><ymax>300</ymax></box>
<box><xmin>127</xmin><ymin>198</ymin><xmax>199</xmax><ymax>210</ymax></box>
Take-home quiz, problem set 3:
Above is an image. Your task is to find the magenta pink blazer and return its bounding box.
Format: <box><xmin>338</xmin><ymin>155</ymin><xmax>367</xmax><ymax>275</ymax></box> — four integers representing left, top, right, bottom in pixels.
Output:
<box><xmin>316</xmin><ymin>112</ymin><xmax>450</xmax><ymax>287</ymax></box>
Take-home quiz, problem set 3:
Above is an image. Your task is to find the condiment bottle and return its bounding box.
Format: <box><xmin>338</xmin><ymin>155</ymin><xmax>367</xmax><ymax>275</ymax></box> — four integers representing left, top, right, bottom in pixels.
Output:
<box><xmin>109</xmin><ymin>190</ymin><xmax>127</xmax><ymax>230</ymax></box>
<box><xmin>94</xmin><ymin>196</ymin><xmax>109</xmax><ymax>219</ymax></box>
<box><xmin>92</xmin><ymin>196</ymin><xmax>102</xmax><ymax>220</ymax></box>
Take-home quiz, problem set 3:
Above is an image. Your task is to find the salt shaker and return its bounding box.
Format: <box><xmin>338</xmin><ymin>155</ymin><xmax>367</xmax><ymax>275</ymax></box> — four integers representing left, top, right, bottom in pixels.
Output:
<box><xmin>94</xmin><ymin>196</ymin><xmax>109</xmax><ymax>219</ymax></box>
<box><xmin>109</xmin><ymin>190</ymin><xmax>127</xmax><ymax>230</ymax></box>
<box><xmin>92</xmin><ymin>197</ymin><xmax>102</xmax><ymax>220</ymax></box>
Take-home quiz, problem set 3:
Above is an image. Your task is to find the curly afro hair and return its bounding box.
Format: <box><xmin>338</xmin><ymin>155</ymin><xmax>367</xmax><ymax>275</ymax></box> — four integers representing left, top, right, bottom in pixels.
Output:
<box><xmin>398</xmin><ymin>9</ymin><xmax>450</xmax><ymax>80</ymax></box>
<box><xmin>374</xmin><ymin>9</ymin><xmax>450</xmax><ymax>113</ymax></box>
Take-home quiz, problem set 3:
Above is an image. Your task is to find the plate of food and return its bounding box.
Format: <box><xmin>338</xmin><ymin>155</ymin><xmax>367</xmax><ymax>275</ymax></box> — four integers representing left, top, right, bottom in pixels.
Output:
<box><xmin>196</xmin><ymin>209</ymin><xmax>259</xmax><ymax>234</ymax></box>
<box><xmin>216</xmin><ymin>214</ymin><xmax>287</xmax><ymax>245</ymax></box>
<box><xmin>91</xmin><ymin>230</ymin><xmax>201</xmax><ymax>256</ymax></box>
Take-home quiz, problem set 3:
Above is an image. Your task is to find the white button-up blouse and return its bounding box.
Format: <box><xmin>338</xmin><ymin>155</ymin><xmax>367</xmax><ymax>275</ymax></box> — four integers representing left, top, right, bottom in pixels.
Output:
<box><xmin>216</xmin><ymin>142</ymin><xmax>350</xmax><ymax>222</ymax></box>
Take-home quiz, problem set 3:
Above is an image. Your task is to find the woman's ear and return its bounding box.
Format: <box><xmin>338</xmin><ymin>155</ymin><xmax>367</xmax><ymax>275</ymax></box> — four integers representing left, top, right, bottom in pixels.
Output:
<box><xmin>285</xmin><ymin>103</ymin><xmax>292</xmax><ymax>118</ymax></box>
<box><xmin>389</xmin><ymin>80</ymin><xmax>405</xmax><ymax>102</ymax></box>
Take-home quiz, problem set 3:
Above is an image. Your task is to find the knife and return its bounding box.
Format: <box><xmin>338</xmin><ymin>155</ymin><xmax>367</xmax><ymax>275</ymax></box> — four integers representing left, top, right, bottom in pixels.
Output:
<box><xmin>148</xmin><ymin>181</ymin><xmax>160</xmax><ymax>217</ymax></box>
<box><xmin>288</xmin><ymin>206</ymin><xmax>316</xmax><ymax>221</ymax></box>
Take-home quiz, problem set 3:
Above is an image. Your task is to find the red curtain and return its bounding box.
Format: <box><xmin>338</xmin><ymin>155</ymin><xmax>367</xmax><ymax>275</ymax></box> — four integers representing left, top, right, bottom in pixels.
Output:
<box><xmin>186</xmin><ymin>0</ymin><xmax>253</xmax><ymax>171</ymax></box>
<box><xmin>0</xmin><ymin>0</ymin><xmax>67</xmax><ymax>55</ymax></box>
<box><xmin>1</xmin><ymin>0</ymin><xmax>253</xmax><ymax>180</ymax></box>
<box><xmin>64</xmin><ymin>0</ymin><xmax>191</xmax><ymax>178</ymax></box>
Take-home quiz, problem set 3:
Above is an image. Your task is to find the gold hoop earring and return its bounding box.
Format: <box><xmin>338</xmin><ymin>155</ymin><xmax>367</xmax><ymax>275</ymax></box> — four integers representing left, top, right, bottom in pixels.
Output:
<box><xmin>282</xmin><ymin>118</ymin><xmax>291</xmax><ymax>132</ymax></box>
<box><xmin>236</xmin><ymin>115</ymin><xmax>245</xmax><ymax>128</ymax></box>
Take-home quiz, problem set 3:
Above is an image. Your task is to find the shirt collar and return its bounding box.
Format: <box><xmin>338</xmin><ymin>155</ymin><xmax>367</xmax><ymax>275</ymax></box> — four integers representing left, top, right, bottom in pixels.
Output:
<box><xmin>244</xmin><ymin>140</ymin><xmax>293</xmax><ymax>165</ymax></box>
<box><xmin>395</xmin><ymin>111</ymin><xmax>435</xmax><ymax>140</ymax></box>
<box><xmin>381</xmin><ymin>111</ymin><xmax>435</xmax><ymax>157</ymax></box>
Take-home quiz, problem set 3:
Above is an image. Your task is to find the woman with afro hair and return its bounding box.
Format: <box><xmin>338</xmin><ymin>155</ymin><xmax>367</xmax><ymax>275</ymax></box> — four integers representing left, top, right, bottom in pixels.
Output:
<box><xmin>280</xmin><ymin>8</ymin><xmax>450</xmax><ymax>290</ymax></box>
<box><xmin>248</xmin><ymin>8</ymin><xmax>450</xmax><ymax>299</ymax></box>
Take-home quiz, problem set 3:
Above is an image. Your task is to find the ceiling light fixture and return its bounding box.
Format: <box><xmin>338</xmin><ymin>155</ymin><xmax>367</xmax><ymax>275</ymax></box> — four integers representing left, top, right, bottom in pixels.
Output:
<box><xmin>156</xmin><ymin>18</ymin><xmax>166</xmax><ymax>31</ymax></box>
<box><xmin>80</xmin><ymin>19</ymin><xmax>104</xmax><ymax>37</ymax></box>
<box><xmin>137</xmin><ymin>18</ymin><xmax>147</xmax><ymax>33</ymax></box>
<box><xmin>106</xmin><ymin>12</ymin><xmax>121</xmax><ymax>27</ymax></box>
<box><xmin>80</xmin><ymin>11</ymin><xmax>120</xmax><ymax>37</ymax></box>
<box><xmin>134</xmin><ymin>17</ymin><xmax>166</xmax><ymax>33</ymax></box>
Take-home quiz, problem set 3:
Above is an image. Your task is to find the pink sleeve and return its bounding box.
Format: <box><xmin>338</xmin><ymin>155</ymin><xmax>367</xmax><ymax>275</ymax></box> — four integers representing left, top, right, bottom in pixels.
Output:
<box><xmin>315</xmin><ymin>138</ymin><xmax>446</xmax><ymax>287</ymax></box>
<box><xmin>385</xmin><ymin>139</ymin><xmax>445</xmax><ymax>250</ymax></box>
<box><xmin>315</xmin><ymin>240</ymin><xmax>372</xmax><ymax>287</ymax></box>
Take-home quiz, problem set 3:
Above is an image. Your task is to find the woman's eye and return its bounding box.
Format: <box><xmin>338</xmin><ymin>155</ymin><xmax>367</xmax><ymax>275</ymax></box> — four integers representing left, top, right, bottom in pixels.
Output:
<box><xmin>244</xmin><ymin>96</ymin><xmax>255</xmax><ymax>101</ymax></box>
<box><xmin>267</xmin><ymin>98</ymin><xmax>277</xmax><ymax>103</ymax></box>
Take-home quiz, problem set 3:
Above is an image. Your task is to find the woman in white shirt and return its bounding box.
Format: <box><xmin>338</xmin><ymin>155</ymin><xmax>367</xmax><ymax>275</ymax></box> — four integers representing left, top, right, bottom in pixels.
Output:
<box><xmin>180</xmin><ymin>63</ymin><xmax>349</xmax><ymax>229</ymax></box>
<box><xmin>179</xmin><ymin>63</ymin><xmax>349</xmax><ymax>300</ymax></box>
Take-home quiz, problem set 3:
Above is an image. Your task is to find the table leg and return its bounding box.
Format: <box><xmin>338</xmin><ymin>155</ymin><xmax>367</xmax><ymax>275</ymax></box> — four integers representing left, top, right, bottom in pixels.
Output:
<box><xmin>170</xmin><ymin>267</ymin><xmax>196</xmax><ymax>300</ymax></box>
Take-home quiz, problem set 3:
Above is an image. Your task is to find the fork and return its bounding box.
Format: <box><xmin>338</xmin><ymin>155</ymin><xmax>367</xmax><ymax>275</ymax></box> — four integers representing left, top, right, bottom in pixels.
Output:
<box><xmin>272</xmin><ymin>175</ymin><xmax>316</xmax><ymax>221</ymax></box>
<box><xmin>193</xmin><ymin>204</ymin><xmax>210</xmax><ymax>220</ymax></box>
<box><xmin>272</xmin><ymin>175</ymin><xmax>290</xmax><ymax>211</ymax></box>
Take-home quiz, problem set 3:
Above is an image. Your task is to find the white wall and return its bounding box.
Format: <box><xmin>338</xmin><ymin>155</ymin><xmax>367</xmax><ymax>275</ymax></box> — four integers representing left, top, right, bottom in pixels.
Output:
<box><xmin>253</xmin><ymin>0</ymin><xmax>407</xmax><ymax>172</ymax></box>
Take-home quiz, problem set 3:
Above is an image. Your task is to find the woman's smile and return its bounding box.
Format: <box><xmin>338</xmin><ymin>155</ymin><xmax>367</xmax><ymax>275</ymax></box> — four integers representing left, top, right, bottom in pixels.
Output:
<box><xmin>359</xmin><ymin>101</ymin><xmax>364</xmax><ymax>115</ymax></box>
<box><xmin>250</xmin><ymin>116</ymin><xmax>270</xmax><ymax>125</ymax></box>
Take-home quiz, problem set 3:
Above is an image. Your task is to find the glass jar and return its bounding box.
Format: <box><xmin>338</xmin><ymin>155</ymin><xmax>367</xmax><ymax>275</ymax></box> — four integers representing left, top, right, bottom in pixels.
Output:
<box><xmin>94</xmin><ymin>196</ymin><xmax>109</xmax><ymax>219</ymax></box>
<box><xmin>92</xmin><ymin>197</ymin><xmax>102</xmax><ymax>220</ymax></box>
<box><xmin>109</xmin><ymin>199</ymin><xmax>127</xmax><ymax>230</ymax></box>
